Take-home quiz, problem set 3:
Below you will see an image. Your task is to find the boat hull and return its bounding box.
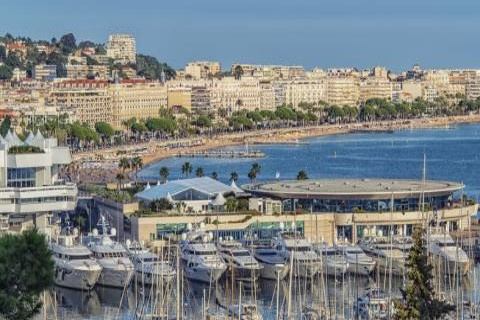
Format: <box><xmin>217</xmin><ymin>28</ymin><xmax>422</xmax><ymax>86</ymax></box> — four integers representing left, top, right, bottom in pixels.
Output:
<box><xmin>347</xmin><ymin>261</ymin><xmax>376</xmax><ymax>276</ymax></box>
<box><xmin>431</xmin><ymin>255</ymin><xmax>471</xmax><ymax>276</ymax></box>
<box><xmin>97</xmin><ymin>266</ymin><xmax>134</xmax><ymax>288</ymax></box>
<box><xmin>259</xmin><ymin>263</ymin><xmax>289</xmax><ymax>280</ymax></box>
<box><xmin>54</xmin><ymin>265</ymin><xmax>102</xmax><ymax>290</ymax></box>
<box><xmin>184</xmin><ymin>265</ymin><xmax>225</xmax><ymax>283</ymax></box>
<box><xmin>292</xmin><ymin>260</ymin><xmax>320</xmax><ymax>277</ymax></box>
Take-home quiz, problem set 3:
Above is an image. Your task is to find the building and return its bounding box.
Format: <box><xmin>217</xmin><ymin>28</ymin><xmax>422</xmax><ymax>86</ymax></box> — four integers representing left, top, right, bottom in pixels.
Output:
<box><xmin>210</xmin><ymin>77</ymin><xmax>261</xmax><ymax>113</ymax></box>
<box><xmin>66</xmin><ymin>64</ymin><xmax>109</xmax><ymax>79</ymax></box>
<box><xmin>33</xmin><ymin>64</ymin><xmax>57</xmax><ymax>81</ymax></box>
<box><xmin>185</xmin><ymin>61</ymin><xmax>221</xmax><ymax>79</ymax></box>
<box><xmin>359</xmin><ymin>77</ymin><xmax>392</xmax><ymax>103</ymax></box>
<box><xmin>249</xmin><ymin>198</ymin><xmax>282</xmax><ymax>215</ymax></box>
<box><xmin>109</xmin><ymin>81</ymin><xmax>168</xmax><ymax>128</ymax></box>
<box><xmin>242</xmin><ymin>179</ymin><xmax>475</xmax><ymax>244</ymax></box>
<box><xmin>284</xmin><ymin>79</ymin><xmax>327</xmax><ymax>108</ymax></box>
<box><xmin>135</xmin><ymin>177</ymin><xmax>238</xmax><ymax>214</ymax></box>
<box><xmin>167</xmin><ymin>87</ymin><xmax>192</xmax><ymax>112</ymax></box>
<box><xmin>49</xmin><ymin>80</ymin><xmax>112</xmax><ymax>126</ymax></box>
<box><xmin>0</xmin><ymin>130</ymin><xmax>77</xmax><ymax>236</ymax></box>
<box><xmin>326</xmin><ymin>76</ymin><xmax>360</xmax><ymax>106</ymax></box>
<box><xmin>107</xmin><ymin>34</ymin><xmax>136</xmax><ymax>64</ymax></box>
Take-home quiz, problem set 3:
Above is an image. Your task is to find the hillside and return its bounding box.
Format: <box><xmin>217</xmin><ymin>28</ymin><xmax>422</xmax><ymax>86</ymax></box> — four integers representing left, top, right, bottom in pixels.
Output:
<box><xmin>0</xmin><ymin>32</ymin><xmax>175</xmax><ymax>80</ymax></box>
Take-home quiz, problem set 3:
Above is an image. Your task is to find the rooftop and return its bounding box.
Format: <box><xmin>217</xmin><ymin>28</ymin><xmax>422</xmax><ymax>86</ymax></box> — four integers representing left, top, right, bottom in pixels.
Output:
<box><xmin>242</xmin><ymin>179</ymin><xmax>463</xmax><ymax>200</ymax></box>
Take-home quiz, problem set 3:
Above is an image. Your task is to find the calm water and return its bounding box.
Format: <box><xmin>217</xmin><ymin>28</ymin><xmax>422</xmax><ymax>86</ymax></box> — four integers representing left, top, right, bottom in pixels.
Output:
<box><xmin>139</xmin><ymin>123</ymin><xmax>480</xmax><ymax>199</ymax></box>
<box><xmin>51</xmin><ymin>124</ymin><xmax>480</xmax><ymax>319</ymax></box>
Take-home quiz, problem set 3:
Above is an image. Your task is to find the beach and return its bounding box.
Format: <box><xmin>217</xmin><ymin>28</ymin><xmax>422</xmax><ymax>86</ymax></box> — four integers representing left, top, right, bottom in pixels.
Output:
<box><xmin>72</xmin><ymin>114</ymin><xmax>480</xmax><ymax>184</ymax></box>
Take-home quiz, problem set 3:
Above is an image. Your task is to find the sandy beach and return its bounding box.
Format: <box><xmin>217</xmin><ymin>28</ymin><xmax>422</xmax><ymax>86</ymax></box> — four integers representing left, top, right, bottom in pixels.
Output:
<box><xmin>73</xmin><ymin>114</ymin><xmax>480</xmax><ymax>184</ymax></box>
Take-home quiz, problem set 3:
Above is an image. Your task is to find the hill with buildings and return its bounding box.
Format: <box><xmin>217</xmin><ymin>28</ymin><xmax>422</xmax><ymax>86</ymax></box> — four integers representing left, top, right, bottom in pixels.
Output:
<box><xmin>0</xmin><ymin>32</ymin><xmax>175</xmax><ymax>81</ymax></box>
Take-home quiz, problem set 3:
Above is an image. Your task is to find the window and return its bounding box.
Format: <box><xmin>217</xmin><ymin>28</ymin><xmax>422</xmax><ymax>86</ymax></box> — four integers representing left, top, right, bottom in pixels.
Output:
<box><xmin>7</xmin><ymin>168</ymin><xmax>36</xmax><ymax>188</ymax></box>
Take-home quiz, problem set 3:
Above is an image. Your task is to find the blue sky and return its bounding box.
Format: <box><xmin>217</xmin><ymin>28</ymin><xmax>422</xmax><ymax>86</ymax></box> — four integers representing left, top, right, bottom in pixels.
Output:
<box><xmin>1</xmin><ymin>0</ymin><xmax>479</xmax><ymax>71</ymax></box>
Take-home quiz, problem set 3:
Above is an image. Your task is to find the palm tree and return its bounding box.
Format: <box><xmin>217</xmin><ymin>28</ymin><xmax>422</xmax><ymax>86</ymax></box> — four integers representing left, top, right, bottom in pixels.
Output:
<box><xmin>230</xmin><ymin>171</ymin><xmax>238</xmax><ymax>182</ymax></box>
<box><xmin>181</xmin><ymin>161</ymin><xmax>192</xmax><ymax>178</ymax></box>
<box><xmin>131</xmin><ymin>156</ymin><xmax>143</xmax><ymax>179</ymax></box>
<box><xmin>159</xmin><ymin>166</ymin><xmax>169</xmax><ymax>183</ymax></box>
<box><xmin>118</xmin><ymin>157</ymin><xmax>130</xmax><ymax>173</ymax></box>
<box><xmin>116</xmin><ymin>173</ymin><xmax>125</xmax><ymax>191</ymax></box>
<box><xmin>211</xmin><ymin>171</ymin><xmax>218</xmax><ymax>180</ymax></box>
<box><xmin>296</xmin><ymin>170</ymin><xmax>308</xmax><ymax>180</ymax></box>
<box><xmin>248</xmin><ymin>169</ymin><xmax>256</xmax><ymax>183</ymax></box>
<box><xmin>251</xmin><ymin>162</ymin><xmax>261</xmax><ymax>176</ymax></box>
<box><xmin>195</xmin><ymin>167</ymin><xmax>204</xmax><ymax>177</ymax></box>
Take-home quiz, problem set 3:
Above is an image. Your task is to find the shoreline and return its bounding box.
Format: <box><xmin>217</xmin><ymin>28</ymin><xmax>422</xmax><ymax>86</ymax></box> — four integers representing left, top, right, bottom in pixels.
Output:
<box><xmin>73</xmin><ymin>114</ymin><xmax>480</xmax><ymax>184</ymax></box>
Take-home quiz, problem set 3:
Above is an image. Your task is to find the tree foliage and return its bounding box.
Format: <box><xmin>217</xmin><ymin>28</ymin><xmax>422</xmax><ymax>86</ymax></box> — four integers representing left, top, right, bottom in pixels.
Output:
<box><xmin>135</xmin><ymin>54</ymin><xmax>176</xmax><ymax>80</ymax></box>
<box><xmin>0</xmin><ymin>229</ymin><xmax>54</xmax><ymax>320</ymax></box>
<box><xmin>95</xmin><ymin>121</ymin><xmax>114</xmax><ymax>137</ymax></box>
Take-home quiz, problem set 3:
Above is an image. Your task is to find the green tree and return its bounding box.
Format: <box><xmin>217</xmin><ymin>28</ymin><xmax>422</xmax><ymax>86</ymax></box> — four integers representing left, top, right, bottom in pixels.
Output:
<box><xmin>130</xmin><ymin>156</ymin><xmax>143</xmax><ymax>179</ymax></box>
<box><xmin>58</xmin><ymin>33</ymin><xmax>76</xmax><ymax>54</ymax></box>
<box><xmin>393</xmin><ymin>227</ymin><xmax>454</xmax><ymax>320</ymax></box>
<box><xmin>230</xmin><ymin>171</ymin><xmax>239</xmax><ymax>182</ymax></box>
<box><xmin>225</xmin><ymin>197</ymin><xmax>238</xmax><ymax>212</ymax></box>
<box><xmin>0</xmin><ymin>229</ymin><xmax>54</xmax><ymax>320</ymax></box>
<box><xmin>135</xmin><ymin>54</ymin><xmax>176</xmax><ymax>80</ymax></box>
<box><xmin>233</xmin><ymin>65</ymin><xmax>244</xmax><ymax>80</ymax></box>
<box><xmin>248</xmin><ymin>169</ymin><xmax>256</xmax><ymax>183</ymax></box>
<box><xmin>0</xmin><ymin>65</ymin><xmax>12</xmax><ymax>80</ymax></box>
<box><xmin>181</xmin><ymin>161</ymin><xmax>192</xmax><ymax>178</ymax></box>
<box><xmin>211</xmin><ymin>171</ymin><xmax>218</xmax><ymax>180</ymax></box>
<box><xmin>159</xmin><ymin>166</ymin><xmax>169</xmax><ymax>183</ymax></box>
<box><xmin>194</xmin><ymin>115</ymin><xmax>212</xmax><ymax>127</ymax></box>
<box><xmin>297</xmin><ymin>170</ymin><xmax>308</xmax><ymax>180</ymax></box>
<box><xmin>195</xmin><ymin>166</ymin><xmax>204</xmax><ymax>177</ymax></box>
<box><xmin>95</xmin><ymin>121</ymin><xmax>114</xmax><ymax>137</ymax></box>
<box><xmin>0</xmin><ymin>116</ymin><xmax>11</xmax><ymax>136</ymax></box>
<box><xmin>118</xmin><ymin>157</ymin><xmax>130</xmax><ymax>173</ymax></box>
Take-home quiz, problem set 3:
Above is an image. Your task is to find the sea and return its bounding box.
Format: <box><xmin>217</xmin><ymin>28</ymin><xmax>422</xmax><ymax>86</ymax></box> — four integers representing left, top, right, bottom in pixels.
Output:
<box><xmin>48</xmin><ymin>123</ymin><xmax>480</xmax><ymax>319</ymax></box>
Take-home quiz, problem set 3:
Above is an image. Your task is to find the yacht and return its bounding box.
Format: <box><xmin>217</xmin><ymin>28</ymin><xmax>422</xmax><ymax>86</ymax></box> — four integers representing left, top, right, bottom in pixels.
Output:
<box><xmin>272</xmin><ymin>230</ymin><xmax>321</xmax><ymax>277</ymax></box>
<box><xmin>360</xmin><ymin>237</ymin><xmax>410</xmax><ymax>277</ymax></box>
<box><xmin>50</xmin><ymin>230</ymin><xmax>102</xmax><ymax>290</ymax></box>
<box><xmin>180</xmin><ymin>225</ymin><xmax>226</xmax><ymax>283</ymax></box>
<box><xmin>336</xmin><ymin>244</ymin><xmax>376</xmax><ymax>276</ymax></box>
<box><xmin>314</xmin><ymin>243</ymin><xmax>349</xmax><ymax>277</ymax></box>
<box><xmin>125</xmin><ymin>241</ymin><xmax>176</xmax><ymax>287</ymax></box>
<box><xmin>250</xmin><ymin>245</ymin><xmax>289</xmax><ymax>280</ymax></box>
<box><xmin>83</xmin><ymin>218</ymin><xmax>134</xmax><ymax>288</ymax></box>
<box><xmin>428</xmin><ymin>233</ymin><xmax>471</xmax><ymax>276</ymax></box>
<box><xmin>217</xmin><ymin>237</ymin><xmax>263</xmax><ymax>283</ymax></box>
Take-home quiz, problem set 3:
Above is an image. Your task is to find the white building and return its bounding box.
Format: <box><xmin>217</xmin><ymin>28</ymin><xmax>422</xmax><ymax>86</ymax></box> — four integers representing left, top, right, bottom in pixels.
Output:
<box><xmin>107</xmin><ymin>34</ymin><xmax>136</xmax><ymax>64</ymax></box>
<box><xmin>0</xmin><ymin>131</ymin><xmax>77</xmax><ymax>236</ymax></box>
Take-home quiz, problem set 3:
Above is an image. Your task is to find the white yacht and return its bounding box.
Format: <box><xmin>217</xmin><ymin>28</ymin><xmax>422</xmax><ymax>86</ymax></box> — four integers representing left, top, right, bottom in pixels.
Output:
<box><xmin>360</xmin><ymin>237</ymin><xmax>409</xmax><ymax>277</ymax></box>
<box><xmin>336</xmin><ymin>244</ymin><xmax>376</xmax><ymax>276</ymax></box>
<box><xmin>83</xmin><ymin>219</ymin><xmax>134</xmax><ymax>288</ymax></box>
<box><xmin>314</xmin><ymin>243</ymin><xmax>349</xmax><ymax>277</ymax></box>
<box><xmin>180</xmin><ymin>226</ymin><xmax>226</xmax><ymax>283</ymax></box>
<box><xmin>251</xmin><ymin>245</ymin><xmax>289</xmax><ymax>280</ymax></box>
<box><xmin>428</xmin><ymin>233</ymin><xmax>471</xmax><ymax>276</ymax></box>
<box><xmin>217</xmin><ymin>237</ymin><xmax>263</xmax><ymax>283</ymax></box>
<box><xmin>125</xmin><ymin>241</ymin><xmax>176</xmax><ymax>287</ymax></box>
<box><xmin>272</xmin><ymin>230</ymin><xmax>320</xmax><ymax>277</ymax></box>
<box><xmin>50</xmin><ymin>230</ymin><xmax>102</xmax><ymax>290</ymax></box>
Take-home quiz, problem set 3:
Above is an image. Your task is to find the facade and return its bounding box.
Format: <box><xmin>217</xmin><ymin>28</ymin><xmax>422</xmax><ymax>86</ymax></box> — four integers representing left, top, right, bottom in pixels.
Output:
<box><xmin>185</xmin><ymin>61</ymin><xmax>221</xmax><ymax>79</ymax></box>
<box><xmin>167</xmin><ymin>87</ymin><xmax>192</xmax><ymax>112</ymax></box>
<box><xmin>359</xmin><ymin>76</ymin><xmax>392</xmax><ymax>102</ymax></box>
<box><xmin>210</xmin><ymin>77</ymin><xmax>261</xmax><ymax>113</ymax></box>
<box><xmin>66</xmin><ymin>64</ymin><xmax>109</xmax><ymax>79</ymax></box>
<box><xmin>109</xmin><ymin>81</ymin><xmax>167</xmax><ymax>128</ymax></box>
<box><xmin>107</xmin><ymin>34</ymin><xmax>136</xmax><ymax>64</ymax></box>
<box><xmin>33</xmin><ymin>64</ymin><xmax>57</xmax><ymax>81</ymax></box>
<box><xmin>284</xmin><ymin>79</ymin><xmax>327</xmax><ymax>107</ymax></box>
<box><xmin>326</xmin><ymin>76</ymin><xmax>360</xmax><ymax>106</ymax></box>
<box><xmin>0</xmin><ymin>131</ymin><xmax>77</xmax><ymax>236</ymax></box>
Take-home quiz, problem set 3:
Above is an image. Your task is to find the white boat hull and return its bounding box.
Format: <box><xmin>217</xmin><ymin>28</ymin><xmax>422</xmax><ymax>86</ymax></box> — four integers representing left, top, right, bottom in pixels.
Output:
<box><xmin>184</xmin><ymin>265</ymin><xmax>225</xmax><ymax>283</ymax></box>
<box><xmin>347</xmin><ymin>261</ymin><xmax>376</xmax><ymax>276</ymax></box>
<box><xmin>431</xmin><ymin>255</ymin><xmax>471</xmax><ymax>276</ymax></box>
<box><xmin>97</xmin><ymin>266</ymin><xmax>134</xmax><ymax>288</ymax></box>
<box><xmin>135</xmin><ymin>270</ymin><xmax>176</xmax><ymax>286</ymax></box>
<box><xmin>259</xmin><ymin>263</ymin><xmax>289</xmax><ymax>280</ymax></box>
<box><xmin>292</xmin><ymin>260</ymin><xmax>320</xmax><ymax>277</ymax></box>
<box><xmin>54</xmin><ymin>265</ymin><xmax>102</xmax><ymax>290</ymax></box>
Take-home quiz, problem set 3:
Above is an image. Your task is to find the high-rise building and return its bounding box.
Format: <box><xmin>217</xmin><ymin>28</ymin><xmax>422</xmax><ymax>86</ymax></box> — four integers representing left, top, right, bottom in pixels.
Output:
<box><xmin>0</xmin><ymin>131</ymin><xmax>77</xmax><ymax>236</ymax></box>
<box><xmin>107</xmin><ymin>34</ymin><xmax>136</xmax><ymax>64</ymax></box>
<box><xmin>33</xmin><ymin>64</ymin><xmax>57</xmax><ymax>81</ymax></box>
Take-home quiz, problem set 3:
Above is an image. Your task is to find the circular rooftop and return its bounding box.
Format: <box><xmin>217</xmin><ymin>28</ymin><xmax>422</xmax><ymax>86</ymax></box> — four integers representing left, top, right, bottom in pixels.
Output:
<box><xmin>242</xmin><ymin>179</ymin><xmax>463</xmax><ymax>200</ymax></box>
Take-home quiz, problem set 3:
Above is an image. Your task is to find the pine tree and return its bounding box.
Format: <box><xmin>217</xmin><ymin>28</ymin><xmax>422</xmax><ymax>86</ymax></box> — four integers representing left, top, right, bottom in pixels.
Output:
<box><xmin>393</xmin><ymin>226</ymin><xmax>454</xmax><ymax>320</ymax></box>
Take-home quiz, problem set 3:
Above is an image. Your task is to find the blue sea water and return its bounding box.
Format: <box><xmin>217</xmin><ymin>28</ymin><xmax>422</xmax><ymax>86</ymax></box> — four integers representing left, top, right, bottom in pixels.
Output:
<box><xmin>139</xmin><ymin>123</ymin><xmax>480</xmax><ymax>200</ymax></box>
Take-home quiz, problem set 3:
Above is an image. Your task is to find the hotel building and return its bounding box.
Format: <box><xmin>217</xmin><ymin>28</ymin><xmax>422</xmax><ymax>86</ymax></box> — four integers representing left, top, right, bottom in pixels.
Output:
<box><xmin>0</xmin><ymin>131</ymin><xmax>77</xmax><ymax>236</ymax></box>
<box><xmin>326</xmin><ymin>76</ymin><xmax>360</xmax><ymax>106</ymax></box>
<box><xmin>284</xmin><ymin>79</ymin><xmax>327</xmax><ymax>108</ymax></box>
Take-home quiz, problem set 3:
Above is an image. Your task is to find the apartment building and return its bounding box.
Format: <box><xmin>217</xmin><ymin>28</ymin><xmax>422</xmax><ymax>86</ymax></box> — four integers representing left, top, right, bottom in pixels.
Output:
<box><xmin>326</xmin><ymin>76</ymin><xmax>360</xmax><ymax>106</ymax></box>
<box><xmin>210</xmin><ymin>77</ymin><xmax>261</xmax><ymax>113</ymax></box>
<box><xmin>359</xmin><ymin>77</ymin><xmax>392</xmax><ymax>103</ymax></box>
<box><xmin>185</xmin><ymin>61</ymin><xmax>221</xmax><ymax>79</ymax></box>
<box><xmin>167</xmin><ymin>87</ymin><xmax>192</xmax><ymax>111</ymax></box>
<box><xmin>107</xmin><ymin>34</ymin><xmax>136</xmax><ymax>64</ymax></box>
<box><xmin>231</xmin><ymin>64</ymin><xmax>305</xmax><ymax>79</ymax></box>
<box><xmin>109</xmin><ymin>81</ymin><xmax>167</xmax><ymax>128</ymax></box>
<box><xmin>49</xmin><ymin>80</ymin><xmax>112</xmax><ymax>126</ymax></box>
<box><xmin>284</xmin><ymin>79</ymin><xmax>327</xmax><ymax>107</ymax></box>
<box><xmin>33</xmin><ymin>64</ymin><xmax>57</xmax><ymax>81</ymax></box>
<box><xmin>66</xmin><ymin>64</ymin><xmax>109</xmax><ymax>79</ymax></box>
<box><xmin>259</xmin><ymin>81</ymin><xmax>276</xmax><ymax>110</ymax></box>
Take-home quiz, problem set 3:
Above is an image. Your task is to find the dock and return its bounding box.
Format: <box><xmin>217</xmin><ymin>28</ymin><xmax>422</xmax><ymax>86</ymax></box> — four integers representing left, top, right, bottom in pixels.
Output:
<box><xmin>176</xmin><ymin>150</ymin><xmax>265</xmax><ymax>159</ymax></box>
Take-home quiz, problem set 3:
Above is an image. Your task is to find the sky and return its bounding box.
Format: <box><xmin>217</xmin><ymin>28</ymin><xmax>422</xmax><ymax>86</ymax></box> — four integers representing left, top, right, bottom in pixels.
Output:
<box><xmin>1</xmin><ymin>0</ymin><xmax>479</xmax><ymax>71</ymax></box>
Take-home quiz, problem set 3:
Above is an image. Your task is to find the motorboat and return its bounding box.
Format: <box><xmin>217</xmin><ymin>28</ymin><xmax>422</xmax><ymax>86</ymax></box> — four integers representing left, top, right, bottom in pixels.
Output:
<box><xmin>428</xmin><ymin>233</ymin><xmax>471</xmax><ymax>276</ymax></box>
<box><xmin>272</xmin><ymin>230</ymin><xmax>321</xmax><ymax>277</ymax></box>
<box><xmin>314</xmin><ymin>243</ymin><xmax>349</xmax><ymax>277</ymax></box>
<box><xmin>336</xmin><ymin>244</ymin><xmax>376</xmax><ymax>276</ymax></box>
<box><xmin>250</xmin><ymin>245</ymin><xmax>289</xmax><ymax>280</ymax></box>
<box><xmin>360</xmin><ymin>237</ymin><xmax>409</xmax><ymax>277</ymax></box>
<box><xmin>50</xmin><ymin>229</ymin><xmax>102</xmax><ymax>290</ymax></box>
<box><xmin>83</xmin><ymin>217</ymin><xmax>134</xmax><ymax>288</ymax></box>
<box><xmin>180</xmin><ymin>225</ymin><xmax>226</xmax><ymax>283</ymax></box>
<box><xmin>217</xmin><ymin>237</ymin><xmax>263</xmax><ymax>283</ymax></box>
<box><xmin>125</xmin><ymin>241</ymin><xmax>176</xmax><ymax>287</ymax></box>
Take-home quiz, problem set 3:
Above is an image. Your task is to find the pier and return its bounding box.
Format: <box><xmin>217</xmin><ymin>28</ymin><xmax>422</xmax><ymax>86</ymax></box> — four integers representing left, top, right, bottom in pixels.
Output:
<box><xmin>176</xmin><ymin>150</ymin><xmax>265</xmax><ymax>159</ymax></box>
